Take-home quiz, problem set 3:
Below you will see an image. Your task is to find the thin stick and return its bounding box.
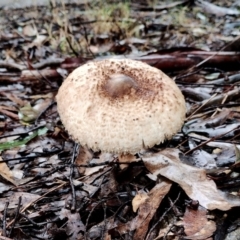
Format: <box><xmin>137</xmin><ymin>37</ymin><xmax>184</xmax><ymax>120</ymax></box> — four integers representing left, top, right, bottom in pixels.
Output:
<box><xmin>70</xmin><ymin>143</ymin><xmax>79</xmax><ymax>211</ymax></box>
<box><xmin>2</xmin><ymin>202</ymin><xmax>9</xmax><ymax>237</ymax></box>
<box><xmin>9</xmin><ymin>197</ymin><xmax>22</xmax><ymax>237</ymax></box>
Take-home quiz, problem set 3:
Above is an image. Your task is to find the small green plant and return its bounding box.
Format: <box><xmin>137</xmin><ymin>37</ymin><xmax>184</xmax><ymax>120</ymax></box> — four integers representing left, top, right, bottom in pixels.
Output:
<box><xmin>146</xmin><ymin>0</ymin><xmax>159</xmax><ymax>9</ymax></box>
<box><xmin>44</xmin><ymin>0</ymin><xmax>135</xmax><ymax>55</ymax></box>
<box><xmin>86</xmin><ymin>1</ymin><xmax>131</xmax><ymax>37</ymax></box>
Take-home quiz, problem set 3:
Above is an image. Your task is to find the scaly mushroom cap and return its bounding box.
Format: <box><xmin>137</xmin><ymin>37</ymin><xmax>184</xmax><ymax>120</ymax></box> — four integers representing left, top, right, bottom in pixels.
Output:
<box><xmin>56</xmin><ymin>59</ymin><xmax>186</xmax><ymax>154</ymax></box>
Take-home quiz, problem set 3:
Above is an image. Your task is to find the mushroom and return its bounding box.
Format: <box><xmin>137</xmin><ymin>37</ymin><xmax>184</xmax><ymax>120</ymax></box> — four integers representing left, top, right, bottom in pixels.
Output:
<box><xmin>56</xmin><ymin>59</ymin><xmax>186</xmax><ymax>155</ymax></box>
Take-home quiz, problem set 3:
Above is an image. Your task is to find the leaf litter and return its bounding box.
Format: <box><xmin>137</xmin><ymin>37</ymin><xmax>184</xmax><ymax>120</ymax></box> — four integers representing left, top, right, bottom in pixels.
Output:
<box><xmin>0</xmin><ymin>0</ymin><xmax>240</xmax><ymax>239</ymax></box>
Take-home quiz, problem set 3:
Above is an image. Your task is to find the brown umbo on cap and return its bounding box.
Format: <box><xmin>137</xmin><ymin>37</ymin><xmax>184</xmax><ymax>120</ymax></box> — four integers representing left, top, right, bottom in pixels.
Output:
<box><xmin>56</xmin><ymin>59</ymin><xmax>186</xmax><ymax>154</ymax></box>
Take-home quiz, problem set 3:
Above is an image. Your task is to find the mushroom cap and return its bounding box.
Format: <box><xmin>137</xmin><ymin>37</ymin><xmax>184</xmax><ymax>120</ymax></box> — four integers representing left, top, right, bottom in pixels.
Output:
<box><xmin>56</xmin><ymin>59</ymin><xmax>186</xmax><ymax>154</ymax></box>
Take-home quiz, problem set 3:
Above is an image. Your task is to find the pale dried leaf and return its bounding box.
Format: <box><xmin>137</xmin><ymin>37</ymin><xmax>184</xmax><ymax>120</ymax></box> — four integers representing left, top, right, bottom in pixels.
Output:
<box><xmin>196</xmin><ymin>0</ymin><xmax>240</xmax><ymax>16</ymax></box>
<box><xmin>224</xmin><ymin>227</ymin><xmax>240</xmax><ymax>240</ymax></box>
<box><xmin>76</xmin><ymin>146</ymin><xmax>94</xmax><ymax>174</ymax></box>
<box><xmin>132</xmin><ymin>190</ymin><xmax>149</xmax><ymax>212</ymax></box>
<box><xmin>59</xmin><ymin>208</ymin><xmax>85</xmax><ymax>239</ymax></box>
<box><xmin>0</xmin><ymin>182</ymin><xmax>11</xmax><ymax>194</ymax></box>
<box><xmin>22</xmin><ymin>24</ymin><xmax>38</xmax><ymax>36</ymax></box>
<box><xmin>33</xmin><ymin>34</ymin><xmax>47</xmax><ymax>45</ymax></box>
<box><xmin>0</xmin><ymin>192</ymin><xmax>40</xmax><ymax>211</ymax></box>
<box><xmin>83</xmin><ymin>152</ymin><xmax>114</xmax><ymax>176</ymax></box>
<box><xmin>142</xmin><ymin>149</ymin><xmax>240</xmax><ymax>210</ymax></box>
<box><xmin>0</xmin><ymin>156</ymin><xmax>18</xmax><ymax>186</ymax></box>
<box><xmin>185</xmin><ymin>122</ymin><xmax>240</xmax><ymax>138</ymax></box>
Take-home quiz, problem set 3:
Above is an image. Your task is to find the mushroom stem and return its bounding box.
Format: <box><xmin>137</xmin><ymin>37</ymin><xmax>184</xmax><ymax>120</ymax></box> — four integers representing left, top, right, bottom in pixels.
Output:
<box><xmin>118</xmin><ymin>153</ymin><xmax>136</xmax><ymax>163</ymax></box>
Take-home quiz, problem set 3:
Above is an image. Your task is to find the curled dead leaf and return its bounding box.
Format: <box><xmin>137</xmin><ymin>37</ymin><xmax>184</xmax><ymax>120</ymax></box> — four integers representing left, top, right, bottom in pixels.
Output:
<box><xmin>183</xmin><ymin>205</ymin><xmax>216</xmax><ymax>239</ymax></box>
<box><xmin>142</xmin><ymin>149</ymin><xmax>240</xmax><ymax>211</ymax></box>
<box><xmin>132</xmin><ymin>190</ymin><xmax>149</xmax><ymax>212</ymax></box>
<box><xmin>0</xmin><ymin>156</ymin><xmax>18</xmax><ymax>186</ymax></box>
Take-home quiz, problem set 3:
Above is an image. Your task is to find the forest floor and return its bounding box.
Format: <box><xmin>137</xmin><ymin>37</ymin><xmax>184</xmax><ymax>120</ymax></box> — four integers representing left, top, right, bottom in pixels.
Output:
<box><xmin>1</xmin><ymin>0</ymin><xmax>240</xmax><ymax>239</ymax></box>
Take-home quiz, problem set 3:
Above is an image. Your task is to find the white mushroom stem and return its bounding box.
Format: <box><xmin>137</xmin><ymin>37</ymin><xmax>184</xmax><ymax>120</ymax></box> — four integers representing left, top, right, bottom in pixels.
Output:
<box><xmin>118</xmin><ymin>153</ymin><xmax>138</xmax><ymax>168</ymax></box>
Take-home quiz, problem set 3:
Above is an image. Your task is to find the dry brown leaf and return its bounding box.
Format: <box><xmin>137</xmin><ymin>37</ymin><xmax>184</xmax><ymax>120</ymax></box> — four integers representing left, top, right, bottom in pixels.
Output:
<box><xmin>30</xmin><ymin>92</ymin><xmax>54</xmax><ymax>99</ymax></box>
<box><xmin>0</xmin><ymin>192</ymin><xmax>40</xmax><ymax>212</ymax></box>
<box><xmin>77</xmin><ymin>151</ymin><xmax>114</xmax><ymax>176</ymax></box>
<box><xmin>142</xmin><ymin>149</ymin><xmax>240</xmax><ymax>210</ymax></box>
<box><xmin>88</xmin><ymin>152</ymin><xmax>114</xmax><ymax>175</ymax></box>
<box><xmin>33</xmin><ymin>35</ymin><xmax>47</xmax><ymax>45</ymax></box>
<box><xmin>132</xmin><ymin>190</ymin><xmax>149</xmax><ymax>212</ymax></box>
<box><xmin>133</xmin><ymin>180</ymin><xmax>172</xmax><ymax>240</ymax></box>
<box><xmin>118</xmin><ymin>153</ymin><xmax>139</xmax><ymax>169</ymax></box>
<box><xmin>59</xmin><ymin>208</ymin><xmax>85</xmax><ymax>239</ymax></box>
<box><xmin>1</xmin><ymin>92</ymin><xmax>26</xmax><ymax>106</ymax></box>
<box><xmin>88</xmin><ymin>217</ymin><xmax>117</xmax><ymax>238</ymax></box>
<box><xmin>81</xmin><ymin>182</ymin><xmax>98</xmax><ymax>197</ymax></box>
<box><xmin>157</xmin><ymin>224</ymin><xmax>179</xmax><ymax>239</ymax></box>
<box><xmin>183</xmin><ymin>205</ymin><xmax>216</xmax><ymax>239</ymax></box>
<box><xmin>104</xmin><ymin>233</ymin><xmax>112</xmax><ymax>240</ymax></box>
<box><xmin>0</xmin><ymin>156</ymin><xmax>18</xmax><ymax>186</ymax></box>
<box><xmin>0</xmin><ymin>106</ymin><xmax>19</xmax><ymax>120</ymax></box>
<box><xmin>116</xmin><ymin>180</ymin><xmax>172</xmax><ymax>239</ymax></box>
<box><xmin>118</xmin><ymin>153</ymin><xmax>138</xmax><ymax>163</ymax></box>
<box><xmin>23</xmin><ymin>24</ymin><xmax>38</xmax><ymax>36</ymax></box>
<box><xmin>75</xmin><ymin>146</ymin><xmax>94</xmax><ymax>174</ymax></box>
